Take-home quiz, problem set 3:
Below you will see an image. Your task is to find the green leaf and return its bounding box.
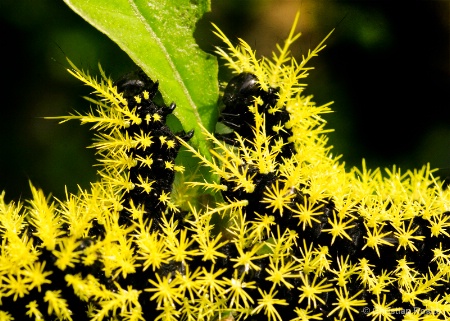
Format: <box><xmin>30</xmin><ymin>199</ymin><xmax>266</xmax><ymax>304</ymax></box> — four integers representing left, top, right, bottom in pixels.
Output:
<box><xmin>63</xmin><ymin>0</ymin><xmax>219</xmax><ymax>191</ymax></box>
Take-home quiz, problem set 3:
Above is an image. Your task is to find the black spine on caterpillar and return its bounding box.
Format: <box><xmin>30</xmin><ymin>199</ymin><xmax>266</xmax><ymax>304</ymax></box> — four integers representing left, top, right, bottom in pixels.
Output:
<box><xmin>115</xmin><ymin>70</ymin><xmax>193</xmax><ymax>229</ymax></box>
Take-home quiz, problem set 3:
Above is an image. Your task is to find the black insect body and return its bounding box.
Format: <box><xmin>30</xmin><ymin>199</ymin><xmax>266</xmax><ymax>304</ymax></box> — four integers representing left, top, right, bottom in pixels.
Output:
<box><xmin>218</xmin><ymin>73</ymin><xmax>298</xmax><ymax>225</ymax></box>
<box><xmin>221</xmin><ymin>72</ymin><xmax>262</xmax><ymax>132</ymax></box>
<box><xmin>115</xmin><ymin>69</ymin><xmax>158</xmax><ymax>101</ymax></box>
<box><xmin>115</xmin><ymin>70</ymin><xmax>193</xmax><ymax>228</ymax></box>
<box><xmin>215</xmin><ymin>73</ymin><xmax>314</xmax><ymax>317</ymax></box>
<box><xmin>101</xmin><ymin>70</ymin><xmax>199</xmax><ymax>320</ymax></box>
<box><xmin>219</xmin><ymin>72</ymin><xmax>294</xmax><ymax>159</ymax></box>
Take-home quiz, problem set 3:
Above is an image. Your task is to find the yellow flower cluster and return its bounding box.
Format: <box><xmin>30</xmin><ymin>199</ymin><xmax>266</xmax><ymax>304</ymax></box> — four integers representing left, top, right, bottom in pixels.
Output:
<box><xmin>0</xmin><ymin>12</ymin><xmax>449</xmax><ymax>321</ymax></box>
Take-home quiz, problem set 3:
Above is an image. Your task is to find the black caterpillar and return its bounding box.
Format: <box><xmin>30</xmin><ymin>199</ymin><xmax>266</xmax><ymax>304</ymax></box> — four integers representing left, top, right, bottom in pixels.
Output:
<box><xmin>215</xmin><ymin>72</ymin><xmax>444</xmax><ymax>320</ymax></box>
<box><xmin>113</xmin><ymin>70</ymin><xmax>194</xmax><ymax>319</ymax></box>
<box><xmin>115</xmin><ymin>70</ymin><xmax>193</xmax><ymax>228</ymax></box>
<box><xmin>2</xmin><ymin>71</ymin><xmax>194</xmax><ymax>321</ymax></box>
<box><xmin>218</xmin><ymin>72</ymin><xmax>300</xmax><ymax>230</ymax></box>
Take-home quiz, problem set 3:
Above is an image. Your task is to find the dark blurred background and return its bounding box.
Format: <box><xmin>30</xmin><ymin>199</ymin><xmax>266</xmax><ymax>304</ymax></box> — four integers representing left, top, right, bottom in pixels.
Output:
<box><xmin>1</xmin><ymin>0</ymin><xmax>449</xmax><ymax>203</ymax></box>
